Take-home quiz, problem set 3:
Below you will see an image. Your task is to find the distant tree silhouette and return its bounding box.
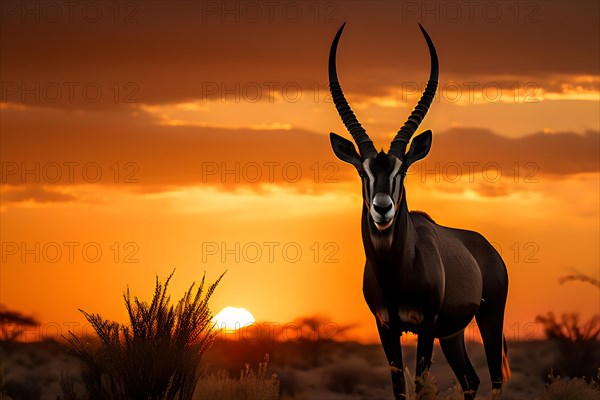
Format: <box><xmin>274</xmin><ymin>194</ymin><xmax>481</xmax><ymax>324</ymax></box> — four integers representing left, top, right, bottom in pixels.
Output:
<box><xmin>0</xmin><ymin>305</ymin><xmax>38</xmax><ymax>342</ymax></box>
<box><xmin>281</xmin><ymin>315</ymin><xmax>355</xmax><ymax>367</ymax></box>
<box><xmin>536</xmin><ymin>272</ymin><xmax>600</xmax><ymax>380</ymax></box>
<box><xmin>558</xmin><ymin>272</ymin><xmax>600</xmax><ymax>288</ymax></box>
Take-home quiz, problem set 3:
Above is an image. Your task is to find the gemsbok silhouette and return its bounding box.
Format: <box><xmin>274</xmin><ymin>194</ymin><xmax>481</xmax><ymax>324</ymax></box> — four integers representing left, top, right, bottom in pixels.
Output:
<box><xmin>327</xmin><ymin>23</ymin><xmax>510</xmax><ymax>400</ymax></box>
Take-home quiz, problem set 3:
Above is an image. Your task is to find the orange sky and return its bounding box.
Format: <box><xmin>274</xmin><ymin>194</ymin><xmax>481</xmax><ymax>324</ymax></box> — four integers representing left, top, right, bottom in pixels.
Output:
<box><xmin>1</xmin><ymin>0</ymin><xmax>599</xmax><ymax>343</ymax></box>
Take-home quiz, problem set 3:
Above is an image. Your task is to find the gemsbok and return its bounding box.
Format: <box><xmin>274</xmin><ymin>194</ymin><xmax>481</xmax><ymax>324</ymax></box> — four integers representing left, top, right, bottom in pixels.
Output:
<box><xmin>327</xmin><ymin>23</ymin><xmax>510</xmax><ymax>400</ymax></box>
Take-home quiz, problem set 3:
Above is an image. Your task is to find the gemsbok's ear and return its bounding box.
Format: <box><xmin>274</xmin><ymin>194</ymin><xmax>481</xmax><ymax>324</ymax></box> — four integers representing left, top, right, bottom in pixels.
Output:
<box><xmin>330</xmin><ymin>132</ymin><xmax>364</xmax><ymax>170</ymax></box>
<box><xmin>403</xmin><ymin>130</ymin><xmax>432</xmax><ymax>167</ymax></box>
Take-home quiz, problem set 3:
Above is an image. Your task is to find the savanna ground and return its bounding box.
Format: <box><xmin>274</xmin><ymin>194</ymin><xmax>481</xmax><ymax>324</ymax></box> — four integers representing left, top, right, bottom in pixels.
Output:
<box><xmin>1</xmin><ymin>273</ymin><xmax>598</xmax><ymax>400</ymax></box>
<box><xmin>0</xmin><ymin>335</ymin><xmax>597</xmax><ymax>399</ymax></box>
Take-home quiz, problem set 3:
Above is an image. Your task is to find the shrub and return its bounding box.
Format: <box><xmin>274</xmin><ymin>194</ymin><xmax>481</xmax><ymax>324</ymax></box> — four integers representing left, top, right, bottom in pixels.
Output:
<box><xmin>61</xmin><ymin>271</ymin><xmax>224</xmax><ymax>400</ymax></box>
<box><xmin>535</xmin><ymin>312</ymin><xmax>599</xmax><ymax>379</ymax></box>
<box><xmin>536</xmin><ymin>272</ymin><xmax>600</xmax><ymax>379</ymax></box>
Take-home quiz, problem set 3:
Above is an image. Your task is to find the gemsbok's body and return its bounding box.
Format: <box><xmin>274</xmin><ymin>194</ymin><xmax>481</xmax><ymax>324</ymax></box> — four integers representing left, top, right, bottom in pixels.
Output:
<box><xmin>327</xmin><ymin>23</ymin><xmax>510</xmax><ymax>400</ymax></box>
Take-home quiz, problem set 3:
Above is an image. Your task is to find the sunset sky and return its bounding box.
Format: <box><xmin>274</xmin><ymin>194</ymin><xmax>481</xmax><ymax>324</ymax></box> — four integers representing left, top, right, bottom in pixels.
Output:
<box><xmin>1</xmin><ymin>0</ymin><xmax>598</xmax><ymax>343</ymax></box>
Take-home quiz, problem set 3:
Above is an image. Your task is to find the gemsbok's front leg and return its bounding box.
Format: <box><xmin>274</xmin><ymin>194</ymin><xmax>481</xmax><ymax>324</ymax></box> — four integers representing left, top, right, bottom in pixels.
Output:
<box><xmin>377</xmin><ymin>322</ymin><xmax>408</xmax><ymax>400</ymax></box>
<box><xmin>415</xmin><ymin>323</ymin><xmax>435</xmax><ymax>395</ymax></box>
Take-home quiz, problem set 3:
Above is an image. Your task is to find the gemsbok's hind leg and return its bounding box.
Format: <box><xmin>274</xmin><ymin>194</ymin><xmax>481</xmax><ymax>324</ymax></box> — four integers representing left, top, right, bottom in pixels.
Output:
<box><xmin>439</xmin><ymin>330</ymin><xmax>480</xmax><ymax>400</ymax></box>
<box><xmin>476</xmin><ymin>307</ymin><xmax>509</xmax><ymax>400</ymax></box>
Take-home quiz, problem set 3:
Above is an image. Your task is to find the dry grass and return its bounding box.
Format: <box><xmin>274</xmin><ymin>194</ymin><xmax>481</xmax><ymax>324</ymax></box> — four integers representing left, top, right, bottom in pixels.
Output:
<box><xmin>60</xmin><ymin>271</ymin><xmax>224</xmax><ymax>400</ymax></box>
<box><xmin>538</xmin><ymin>371</ymin><xmax>600</xmax><ymax>400</ymax></box>
<box><xmin>194</xmin><ymin>354</ymin><xmax>279</xmax><ymax>400</ymax></box>
<box><xmin>0</xmin><ymin>363</ymin><xmax>5</xmax><ymax>398</ymax></box>
<box><xmin>401</xmin><ymin>362</ymin><xmax>600</xmax><ymax>400</ymax></box>
<box><xmin>4</xmin><ymin>336</ymin><xmax>600</xmax><ymax>399</ymax></box>
<box><xmin>321</xmin><ymin>355</ymin><xmax>388</xmax><ymax>394</ymax></box>
<box><xmin>403</xmin><ymin>368</ymin><xmax>462</xmax><ymax>400</ymax></box>
<box><xmin>414</xmin><ymin>370</ymin><xmax>439</xmax><ymax>400</ymax></box>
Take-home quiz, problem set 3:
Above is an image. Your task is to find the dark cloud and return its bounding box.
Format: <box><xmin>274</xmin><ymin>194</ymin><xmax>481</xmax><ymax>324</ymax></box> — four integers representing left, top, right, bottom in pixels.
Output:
<box><xmin>1</xmin><ymin>108</ymin><xmax>597</xmax><ymax>200</ymax></box>
<box><xmin>1</xmin><ymin>1</ymin><xmax>597</xmax><ymax>109</ymax></box>
<box><xmin>0</xmin><ymin>107</ymin><xmax>353</xmax><ymax>190</ymax></box>
<box><xmin>425</xmin><ymin>128</ymin><xmax>600</xmax><ymax>176</ymax></box>
<box><xmin>1</xmin><ymin>186</ymin><xmax>76</xmax><ymax>204</ymax></box>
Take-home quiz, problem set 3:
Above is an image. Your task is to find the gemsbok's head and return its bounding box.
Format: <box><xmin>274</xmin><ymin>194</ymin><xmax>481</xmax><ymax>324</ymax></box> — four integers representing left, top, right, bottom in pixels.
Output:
<box><xmin>329</xmin><ymin>23</ymin><xmax>438</xmax><ymax>231</ymax></box>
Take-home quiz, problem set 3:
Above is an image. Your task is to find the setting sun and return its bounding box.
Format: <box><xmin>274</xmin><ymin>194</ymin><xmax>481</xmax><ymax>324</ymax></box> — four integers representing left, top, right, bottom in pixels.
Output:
<box><xmin>212</xmin><ymin>306</ymin><xmax>256</xmax><ymax>331</ymax></box>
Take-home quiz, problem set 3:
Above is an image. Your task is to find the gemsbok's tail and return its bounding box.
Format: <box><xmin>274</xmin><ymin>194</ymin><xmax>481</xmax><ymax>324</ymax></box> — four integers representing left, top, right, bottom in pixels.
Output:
<box><xmin>501</xmin><ymin>334</ymin><xmax>511</xmax><ymax>382</ymax></box>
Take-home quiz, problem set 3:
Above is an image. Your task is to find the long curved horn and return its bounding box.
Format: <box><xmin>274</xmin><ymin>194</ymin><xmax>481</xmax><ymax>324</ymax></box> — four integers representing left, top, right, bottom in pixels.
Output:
<box><xmin>389</xmin><ymin>23</ymin><xmax>439</xmax><ymax>158</ymax></box>
<box><xmin>329</xmin><ymin>22</ymin><xmax>377</xmax><ymax>159</ymax></box>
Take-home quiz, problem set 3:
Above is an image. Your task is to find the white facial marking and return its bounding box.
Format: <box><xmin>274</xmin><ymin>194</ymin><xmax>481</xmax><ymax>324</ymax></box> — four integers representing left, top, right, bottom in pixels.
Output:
<box><xmin>363</xmin><ymin>159</ymin><xmax>375</xmax><ymax>206</ymax></box>
<box><xmin>389</xmin><ymin>158</ymin><xmax>402</xmax><ymax>188</ymax></box>
<box><xmin>390</xmin><ymin>158</ymin><xmax>403</xmax><ymax>205</ymax></box>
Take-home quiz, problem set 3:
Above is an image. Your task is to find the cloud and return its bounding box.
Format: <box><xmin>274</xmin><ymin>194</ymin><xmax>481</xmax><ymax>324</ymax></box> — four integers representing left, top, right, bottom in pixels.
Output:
<box><xmin>1</xmin><ymin>1</ymin><xmax>597</xmax><ymax>110</ymax></box>
<box><xmin>425</xmin><ymin>128</ymin><xmax>599</xmax><ymax>176</ymax></box>
<box><xmin>0</xmin><ymin>107</ymin><xmax>353</xmax><ymax>190</ymax></box>
<box><xmin>1</xmin><ymin>106</ymin><xmax>597</xmax><ymax>202</ymax></box>
<box><xmin>1</xmin><ymin>185</ymin><xmax>76</xmax><ymax>204</ymax></box>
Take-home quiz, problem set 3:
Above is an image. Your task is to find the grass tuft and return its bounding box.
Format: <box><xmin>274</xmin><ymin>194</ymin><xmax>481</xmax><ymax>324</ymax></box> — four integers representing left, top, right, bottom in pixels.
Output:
<box><xmin>538</xmin><ymin>370</ymin><xmax>600</xmax><ymax>400</ymax></box>
<box><xmin>403</xmin><ymin>367</ymin><xmax>463</xmax><ymax>400</ymax></box>
<box><xmin>194</xmin><ymin>354</ymin><xmax>279</xmax><ymax>400</ymax></box>
<box><xmin>414</xmin><ymin>370</ymin><xmax>439</xmax><ymax>400</ymax></box>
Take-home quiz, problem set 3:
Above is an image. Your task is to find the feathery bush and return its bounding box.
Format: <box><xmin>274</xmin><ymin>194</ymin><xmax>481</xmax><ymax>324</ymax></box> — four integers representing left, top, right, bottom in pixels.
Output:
<box><xmin>61</xmin><ymin>271</ymin><xmax>224</xmax><ymax>400</ymax></box>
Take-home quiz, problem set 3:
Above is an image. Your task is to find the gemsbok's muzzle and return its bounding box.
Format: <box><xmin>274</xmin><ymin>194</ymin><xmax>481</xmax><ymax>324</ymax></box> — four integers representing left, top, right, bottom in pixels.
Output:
<box><xmin>371</xmin><ymin>193</ymin><xmax>395</xmax><ymax>231</ymax></box>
